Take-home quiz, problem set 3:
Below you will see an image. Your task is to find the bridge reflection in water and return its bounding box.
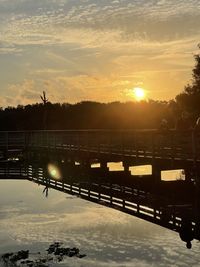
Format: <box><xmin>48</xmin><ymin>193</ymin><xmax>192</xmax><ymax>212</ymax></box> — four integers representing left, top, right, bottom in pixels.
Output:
<box><xmin>1</xmin><ymin>129</ymin><xmax>200</xmax><ymax>249</ymax></box>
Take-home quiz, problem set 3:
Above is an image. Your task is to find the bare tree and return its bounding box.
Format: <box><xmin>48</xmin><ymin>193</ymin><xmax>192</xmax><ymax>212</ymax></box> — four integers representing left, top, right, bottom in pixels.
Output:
<box><xmin>40</xmin><ymin>91</ymin><xmax>49</xmax><ymax>129</ymax></box>
<box><xmin>40</xmin><ymin>91</ymin><xmax>48</xmax><ymax>105</ymax></box>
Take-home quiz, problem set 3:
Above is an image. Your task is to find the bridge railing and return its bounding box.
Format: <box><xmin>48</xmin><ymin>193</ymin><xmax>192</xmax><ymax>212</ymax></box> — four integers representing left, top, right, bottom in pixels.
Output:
<box><xmin>0</xmin><ymin>131</ymin><xmax>26</xmax><ymax>150</ymax></box>
<box><xmin>27</xmin><ymin>169</ymin><xmax>197</xmax><ymax>239</ymax></box>
<box><xmin>0</xmin><ymin>130</ymin><xmax>199</xmax><ymax>162</ymax></box>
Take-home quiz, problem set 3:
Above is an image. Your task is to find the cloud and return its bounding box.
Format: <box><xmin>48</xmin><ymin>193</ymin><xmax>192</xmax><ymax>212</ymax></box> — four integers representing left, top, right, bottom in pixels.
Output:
<box><xmin>1</xmin><ymin>0</ymin><xmax>200</xmax><ymax>50</ymax></box>
<box><xmin>0</xmin><ymin>46</ymin><xmax>22</xmax><ymax>55</ymax></box>
<box><xmin>2</xmin><ymin>35</ymin><xmax>198</xmax><ymax>106</ymax></box>
<box><xmin>1</xmin><ymin>0</ymin><xmax>200</xmax><ymax>48</ymax></box>
<box><xmin>4</xmin><ymin>80</ymin><xmax>39</xmax><ymax>106</ymax></box>
<box><xmin>0</xmin><ymin>0</ymin><xmax>200</xmax><ymax>105</ymax></box>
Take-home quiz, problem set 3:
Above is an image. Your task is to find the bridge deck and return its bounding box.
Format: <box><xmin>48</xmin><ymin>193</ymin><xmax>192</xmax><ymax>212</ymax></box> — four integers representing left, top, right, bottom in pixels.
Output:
<box><xmin>29</xmin><ymin>130</ymin><xmax>199</xmax><ymax>164</ymax></box>
<box><xmin>1</xmin><ymin>130</ymin><xmax>200</xmax><ymax>169</ymax></box>
<box><xmin>0</xmin><ymin>161</ymin><xmax>199</xmax><ymax>247</ymax></box>
<box><xmin>0</xmin><ymin>130</ymin><xmax>200</xmax><ymax>247</ymax></box>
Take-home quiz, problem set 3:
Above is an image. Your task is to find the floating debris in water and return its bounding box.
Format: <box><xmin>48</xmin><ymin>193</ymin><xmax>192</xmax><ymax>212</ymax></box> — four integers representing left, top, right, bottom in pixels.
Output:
<box><xmin>1</xmin><ymin>250</ymin><xmax>29</xmax><ymax>266</ymax></box>
<box><xmin>1</xmin><ymin>242</ymin><xmax>86</xmax><ymax>266</ymax></box>
<box><xmin>47</xmin><ymin>242</ymin><xmax>86</xmax><ymax>259</ymax></box>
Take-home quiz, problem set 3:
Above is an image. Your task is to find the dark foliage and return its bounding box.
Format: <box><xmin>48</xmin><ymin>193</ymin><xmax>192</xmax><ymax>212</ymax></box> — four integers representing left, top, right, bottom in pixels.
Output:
<box><xmin>0</xmin><ymin>100</ymin><xmax>177</xmax><ymax>130</ymax></box>
<box><xmin>176</xmin><ymin>46</ymin><xmax>200</xmax><ymax>118</ymax></box>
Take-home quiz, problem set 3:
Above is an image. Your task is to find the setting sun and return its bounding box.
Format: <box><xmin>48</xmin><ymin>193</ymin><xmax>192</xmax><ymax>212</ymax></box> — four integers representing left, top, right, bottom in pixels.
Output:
<box><xmin>133</xmin><ymin>87</ymin><xmax>146</xmax><ymax>101</ymax></box>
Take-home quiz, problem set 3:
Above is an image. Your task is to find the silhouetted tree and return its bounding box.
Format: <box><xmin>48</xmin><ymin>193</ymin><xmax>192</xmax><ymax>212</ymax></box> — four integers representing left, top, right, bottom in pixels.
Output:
<box><xmin>0</xmin><ymin>100</ymin><xmax>176</xmax><ymax>130</ymax></box>
<box><xmin>40</xmin><ymin>91</ymin><xmax>48</xmax><ymax>105</ymax></box>
<box><xmin>40</xmin><ymin>91</ymin><xmax>49</xmax><ymax>130</ymax></box>
<box><xmin>176</xmin><ymin>45</ymin><xmax>200</xmax><ymax>117</ymax></box>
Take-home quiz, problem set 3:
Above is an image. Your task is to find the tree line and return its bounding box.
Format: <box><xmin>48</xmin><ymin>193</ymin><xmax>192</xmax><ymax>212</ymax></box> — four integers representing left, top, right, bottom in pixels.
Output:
<box><xmin>1</xmin><ymin>47</ymin><xmax>200</xmax><ymax>131</ymax></box>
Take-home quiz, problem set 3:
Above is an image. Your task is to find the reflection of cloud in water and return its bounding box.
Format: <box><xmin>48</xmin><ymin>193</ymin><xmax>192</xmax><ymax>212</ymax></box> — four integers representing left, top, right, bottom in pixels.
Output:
<box><xmin>0</xmin><ymin>180</ymin><xmax>200</xmax><ymax>266</ymax></box>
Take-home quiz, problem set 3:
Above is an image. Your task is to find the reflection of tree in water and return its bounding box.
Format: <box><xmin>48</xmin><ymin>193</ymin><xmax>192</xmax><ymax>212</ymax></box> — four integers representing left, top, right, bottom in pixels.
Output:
<box><xmin>179</xmin><ymin>217</ymin><xmax>194</xmax><ymax>249</ymax></box>
<box><xmin>1</xmin><ymin>242</ymin><xmax>86</xmax><ymax>267</ymax></box>
<box><xmin>42</xmin><ymin>185</ymin><xmax>49</xmax><ymax>198</ymax></box>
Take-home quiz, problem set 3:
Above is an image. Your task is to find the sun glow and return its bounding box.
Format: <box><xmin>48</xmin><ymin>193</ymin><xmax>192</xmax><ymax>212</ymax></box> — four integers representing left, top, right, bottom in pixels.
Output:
<box><xmin>133</xmin><ymin>87</ymin><xmax>146</xmax><ymax>101</ymax></box>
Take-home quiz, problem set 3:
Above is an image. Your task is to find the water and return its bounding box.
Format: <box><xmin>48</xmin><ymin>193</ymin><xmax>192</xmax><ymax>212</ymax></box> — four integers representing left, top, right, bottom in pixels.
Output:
<box><xmin>0</xmin><ymin>176</ymin><xmax>200</xmax><ymax>267</ymax></box>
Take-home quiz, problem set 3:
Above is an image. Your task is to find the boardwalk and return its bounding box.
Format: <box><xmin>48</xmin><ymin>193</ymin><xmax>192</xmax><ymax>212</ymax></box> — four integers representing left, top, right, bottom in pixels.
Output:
<box><xmin>0</xmin><ymin>129</ymin><xmax>200</xmax><ymax>248</ymax></box>
<box><xmin>1</xmin><ymin>129</ymin><xmax>200</xmax><ymax>164</ymax></box>
<box><xmin>1</xmin><ymin>129</ymin><xmax>200</xmax><ymax>181</ymax></box>
<box><xmin>0</xmin><ymin>162</ymin><xmax>197</xmax><ymax>239</ymax></box>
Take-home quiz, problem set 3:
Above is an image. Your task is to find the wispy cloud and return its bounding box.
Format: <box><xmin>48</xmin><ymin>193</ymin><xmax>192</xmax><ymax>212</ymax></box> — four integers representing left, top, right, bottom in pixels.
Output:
<box><xmin>1</xmin><ymin>0</ymin><xmax>200</xmax><ymax>47</ymax></box>
<box><xmin>0</xmin><ymin>0</ymin><xmax>200</xmax><ymax>105</ymax></box>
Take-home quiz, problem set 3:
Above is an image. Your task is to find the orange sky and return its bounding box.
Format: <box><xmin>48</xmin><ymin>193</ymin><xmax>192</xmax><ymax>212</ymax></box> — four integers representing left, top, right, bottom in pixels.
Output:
<box><xmin>0</xmin><ymin>0</ymin><xmax>200</xmax><ymax>106</ymax></box>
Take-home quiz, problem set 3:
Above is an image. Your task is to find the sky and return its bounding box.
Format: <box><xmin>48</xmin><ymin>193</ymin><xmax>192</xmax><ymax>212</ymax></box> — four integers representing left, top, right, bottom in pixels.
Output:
<box><xmin>0</xmin><ymin>0</ymin><xmax>200</xmax><ymax>107</ymax></box>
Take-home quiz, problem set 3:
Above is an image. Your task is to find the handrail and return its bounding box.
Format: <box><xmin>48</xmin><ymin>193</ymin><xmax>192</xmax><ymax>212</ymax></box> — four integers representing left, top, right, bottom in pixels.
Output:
<box><xmin>0</xmin><ymin>129</ymin><xmax>196</xmax><ymax>133</ymax></box>
<box><xmin>0</xmin><ymin>130</ymin><xmax>200</xmax><ymax>163</ymax></box>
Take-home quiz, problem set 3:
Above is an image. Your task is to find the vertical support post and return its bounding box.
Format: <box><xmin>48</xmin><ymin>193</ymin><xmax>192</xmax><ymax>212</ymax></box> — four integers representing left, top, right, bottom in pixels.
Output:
<box><xmin>77</xmin><ymin>132</ymin><xmax>80</xmax><ymax>152</ymax></box>
<box><xmin>137</xmin><ymin>202</ymin><xmax>140</xmax><ymax>214</ymax></box>
<box><xmin>123</xmin><ymin>161</ymin><xmax>130</xmax><ymax>175</ymax></box>
<box><xmin>110</xmin><ymin>183</ymin><xmax>112</xmax><ymax>204</ymax></box>
<box><xmin>5</xmin><ymin>132</ymin><xmax>8</xmax><ymax>159</ymax></box>
<box><xmin>88</xmin><ymin>181</ymin><xmax>91</xmax><ymax>198</ymax></box>
<box><xmin>191</xmin><ymin>131</ymin><xmax>200</xmax><ymax>240</ymax></box>
<box><xmin>154</xmin><ymin>208</ymin><xmax>157</xmax><ymax>219</ymax></box>
<box><xmin>100</xmin><ymin>161</ymin><xmax>108</xmax><ymax>172</ymax></box>
<box><xmin>152</xmin><ymin>132</ymin><xmax>155</xmax><ymax>159</ymax></box>
<box><xmin>152</xmin><ymin>162</ymin><xmax>161</xmax><ymax>184</ymax></box>
<box><xmin>79</xmin><ymin>183</ymin><xmax>81</xmax><ymax>195</ymax></box>
<box><xmin>97</xmin><ymin>131</ymin><xmax>100</xmax><ymax>156</ymax></box>
<box><xmin>61</xmin><ymin>131</ymin><xmax>63</xmax><ymax>149</ymax></box>
<box><xmin>170</xmin><ymin>132</ymin><xmax>175</xmax><ymax>166</ymax></box>
<box><xmin>70</xmin><ymin>184</ymin><xmax>73</xmax><ymax>194</ymax></box>
<box><xmin>6</xmin><ymin>161</ymin><xmax>8</xmax><ymax>178</ymax></box>
<box><xmin>109</xmin><ymin>132</ymin><xmax>112</xmax><ymax>155</ymax></box>
<box><xmin>98</xmin><ymin>184</ymin><xmax>101</xmax><ymax>200</ymax></box>
<box><xmin>121</xmin><ymin>132</ymin><xmax>124</xmax><ymax>156</ymax></box>
<box><xmin>184</xmin><ymin>168</ymin><xmax>191</xmax><ymax>182</ymax></box>
<box><xmin>69</xmin><ymin>133</ymin><xmax>71</xmax><ymax>151</ymax></box>
<box><xmin>47</xmin><ymin>131</ymin><xmax>49</xmax><ymax>149</ymax></box>
<box><xmin>54</xmin><ymin>132</ymin><xmax>56</xmax><ymax>149</ymax></box>
<box><xmin>87</xmin><ymin>131</ymin><xmax>89</xmax><ymax>152</ymax></box>
<box><xmin>121</xmin><ymin>186</ymin><xmax>125</xmax><ymax>208</ymax></box>
<box><xmin>135</xmin><ymin>133</ymin><xmax>138</xmax><ymax>159</ymax></box>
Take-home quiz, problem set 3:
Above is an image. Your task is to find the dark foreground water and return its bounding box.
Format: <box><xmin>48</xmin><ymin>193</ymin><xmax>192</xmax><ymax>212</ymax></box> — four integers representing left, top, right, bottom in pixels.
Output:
<box><xmin>0</xmin><ymin>179</ymin><xmax>200</xmax><ymax>267</ymax></box>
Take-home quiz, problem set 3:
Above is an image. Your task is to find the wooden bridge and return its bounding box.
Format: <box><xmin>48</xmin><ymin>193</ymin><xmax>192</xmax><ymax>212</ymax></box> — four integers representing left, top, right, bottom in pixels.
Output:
<box><xmin>0</xmin><ymin>129</ymin><xmax>200</xmax><ymax>248</ymax></box>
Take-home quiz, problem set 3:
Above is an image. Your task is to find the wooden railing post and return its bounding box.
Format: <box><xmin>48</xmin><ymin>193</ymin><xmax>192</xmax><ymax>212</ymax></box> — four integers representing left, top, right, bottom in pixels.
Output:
<box><xmin>109</xmin><ymin>132</ymin><xmax>112</xmax><ymax>154</ymax></box>
<box><xmin>121</xmin><ymin>132</ymin><xmax>124</xmax><ymax>156</ymax></box>
<box><xmin>135</xmin><ymin>133</ymin><xmax>138</xmax><ymax>159</ymax></box>
<box><xmin>110</xmin><ymin>183</ymin><xmax>113</xmax><ymax>204</ymax></box>
<box><xmin>121</xmin><ymin>186</ymin><xmax>125</xmax><ymax>208</ymax></box>
<box><xmin>152</xmin><ymin>132</ymin><xmax>155</xmax><ymax>159</ymax></box>
<box><xmin>6</xmin><ymin>132</ymin><xmax>8</xmax><ymax>155</ymax></box>
<box><xmin>98</xmin><ymin>184</ymin><xmax>101</xmax><ymax>200</ymax></box>
<box><xmin>97</xmin><ymin>132</ymin><xmax>100</xmax><ymax>156</ymax></box>
<box><xmin>192</xmin><ymin>131</ymin><xmax>197</xmax><ymax>169</ymax></box>
<box><xmin>170</xmin><ymin>131</ymin><xmax>175</xmax><ymax>164</ymax></box>
<box><xmin>76</xmin><ymin>132</ymin><xmax>79</xmax><ymax>152</ymax></box>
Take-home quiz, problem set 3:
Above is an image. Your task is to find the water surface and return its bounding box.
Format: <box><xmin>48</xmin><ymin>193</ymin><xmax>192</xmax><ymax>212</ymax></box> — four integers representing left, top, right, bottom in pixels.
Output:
<box><xmin>0</xmin><ymin>178</ymin><xmax>199</xmax><ymax>266</ymax></box>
